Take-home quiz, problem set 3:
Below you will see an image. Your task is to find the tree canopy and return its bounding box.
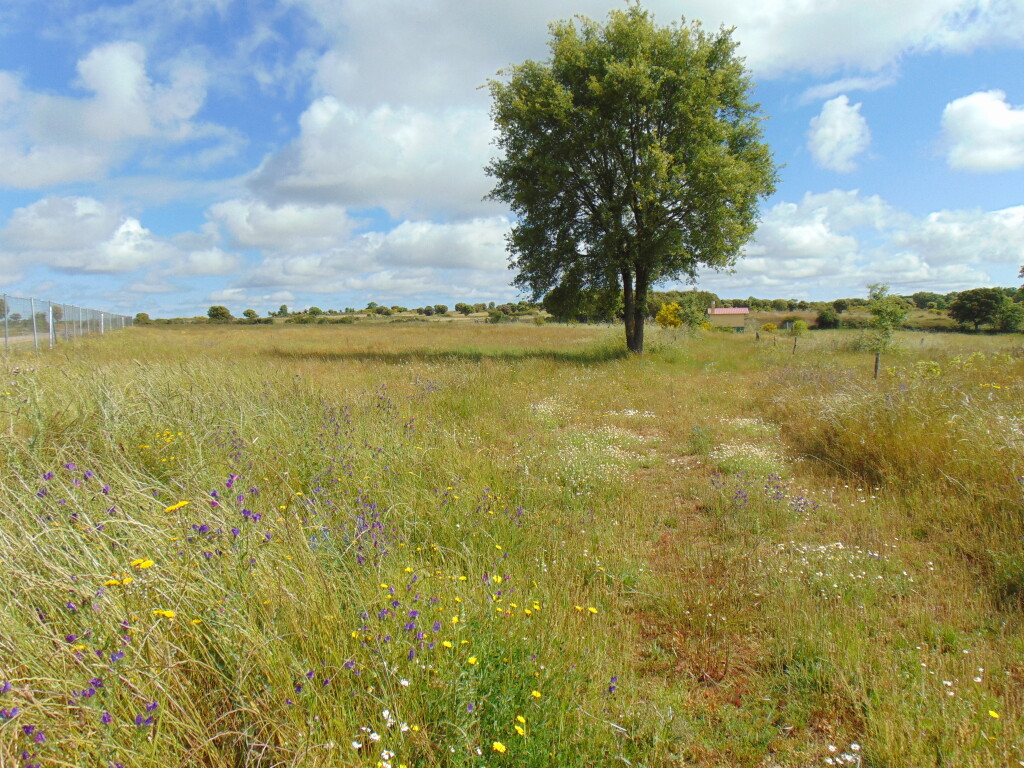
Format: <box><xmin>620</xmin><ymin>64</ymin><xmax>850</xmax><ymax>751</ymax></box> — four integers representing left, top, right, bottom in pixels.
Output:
<box><xmin>487</xmin><ymin>6</ymin><xmax>777</xmax><ymax>352</ymax></box>
<box><xmin>207</xmin><ymin>305</ymin><xmax>232</xmax><ymax>322</ymax></box>
<box><xmin>949</xmin><ymin>287</ymin><xmax>1016</xmax><ymax>331</ymax></box>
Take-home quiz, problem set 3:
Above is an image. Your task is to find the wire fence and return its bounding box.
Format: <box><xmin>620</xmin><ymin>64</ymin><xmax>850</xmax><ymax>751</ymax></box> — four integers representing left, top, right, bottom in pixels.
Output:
<box><xmin>2</xmin><ymin>293</ymin><xmax>133</xmax><ymax>354</ymax></box>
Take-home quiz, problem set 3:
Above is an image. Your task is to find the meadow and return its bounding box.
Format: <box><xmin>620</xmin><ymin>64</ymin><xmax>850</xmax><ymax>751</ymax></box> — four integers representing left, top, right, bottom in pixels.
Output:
<box><xmin>0</xmin><ymin>322</ymin><xmax>1022</xmax><ymax>768</ymax></box>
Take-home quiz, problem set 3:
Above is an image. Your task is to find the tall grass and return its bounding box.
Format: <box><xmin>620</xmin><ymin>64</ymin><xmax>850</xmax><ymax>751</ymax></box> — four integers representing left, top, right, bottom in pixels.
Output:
<box><xmin>0</xmin><ymin>324</ymin><xmax>1021</xmax><ymax>767</ymax></box>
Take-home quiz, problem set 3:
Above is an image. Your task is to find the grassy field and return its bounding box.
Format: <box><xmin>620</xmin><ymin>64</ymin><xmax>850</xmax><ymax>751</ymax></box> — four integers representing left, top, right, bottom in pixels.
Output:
<box><xmin>1</xmin><ymin>323</ymin><xmax>1022</xmax><ymax>767</ymax></box>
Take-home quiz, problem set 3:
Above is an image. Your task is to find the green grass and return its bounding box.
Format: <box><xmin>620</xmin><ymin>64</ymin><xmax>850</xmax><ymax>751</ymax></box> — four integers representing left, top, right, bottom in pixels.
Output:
<box><xmin>1</xmin><ymin>323</ymin><xmax>1022</xmax><ymax>767</ymax></box>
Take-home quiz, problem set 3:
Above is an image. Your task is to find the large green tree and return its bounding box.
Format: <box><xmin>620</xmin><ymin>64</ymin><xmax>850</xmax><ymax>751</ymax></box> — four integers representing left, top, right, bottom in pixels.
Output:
<box><xmin>948</xmin><ymin>287</ymin><xmax>1011</xmax><ymax>331</ymax></box>
<box><xmin>487</xmin><ymin>6</ymin><xmax>777</xmax><ymax>352</ymax></box>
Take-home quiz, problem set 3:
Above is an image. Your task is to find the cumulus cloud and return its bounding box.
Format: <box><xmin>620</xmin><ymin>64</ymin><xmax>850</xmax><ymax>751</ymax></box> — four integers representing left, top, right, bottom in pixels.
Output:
<box><xmin>942</xmin><ymin>89</ymin><xmax>1024</xmax><ymax>171</ymax></box>
<box><xmin>293</xmin><ymin>0</ymin><xmax>1024</xmax><ymax>108</ymax></box>
<box><xmin>233</xmin><ymin>216</ymin><xmax>512</xmax><ymax>300</ymax></box>
<box><xmin>808</xmin><ymin>96</ymin><xmax>871</xmax><ymax>172</ymax></box>
<box><xmin>0</xmin><ymin>41</ymin><xmax>226</xmax><ymax>188</ymax></box>
<box><xmin>0</xmin><ymin>195</ymin><xmax>240</xmax><ymax>276</ymax></box>
<box><xmin>894</xmin><ymin>205</ymin><xmax>1024</xmax><ymax>264</ymax></box>
<box><xmin>248</xmin><ymin>97</ymin><xmax>497</xmax><ymax>218</ymax></box>
<box><xmin>696</xmin><ymin>190</ymin><xmax>1023</xmax><ymax>296</ymax></box>
<box><xmin>208</xmin><ymin>199</ymin><xmax>359</xmax><ymax>253</ymax></box>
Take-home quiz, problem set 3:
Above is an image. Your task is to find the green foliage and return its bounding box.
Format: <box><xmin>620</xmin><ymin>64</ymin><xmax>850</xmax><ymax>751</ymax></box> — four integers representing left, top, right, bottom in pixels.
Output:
<box><xmin>206</xmin><ymin>305</ymin><xmax>232</xmax><ymax>322</ymax></box>
<box><xmin>788</xmin><ymin>319</ymin><xmax>808</xmax><ymax>337</ymax></box>
<box><xmin>994</xmin><ymin>300</ymin><xmax>1024</xmax><ymax>333</ymax></box>
<box><xmin>761</xmin><ymin>322</ymin><xmax>777</xmax><ymax>333</ymax></box>
<box><xmin>542</xmin><ymin>281</ymin><xmax>622</xmax><ymax>323</ymax></box>
<box><xmin>487</xmin><ymin>6</ymin><xmax>777</xmax><ymax>352</ymax></box>
<box><xmin>433</xmin><ymin>304</ymin><xmax>449</xmax><ymax>316</ymax></box>
<box><xmin>815</xmin><ymin>308</ymin><xmax>840</xmax><ymax>329</ymax></box>
<box><xmin>307</xmin><ymin>306</ymin><xmax>323</xmax><ymax>316</ymax></box>
<box><xmin>455</xmin><ymin>302</ymin><xmax>473</xmax><ymax>316</ymax></box>
<box><xmin>134</xmin><ymin>312</ymin><xmax>152</xmax><ymax>325</ymax></box>
<box><xmin>242</xmin><ymin>309</ymin><xmax>258</xmax><ymax>320</ymax></box>
<box><xmin>949</xmin><ymin>287</ymin><xmax>1016</xmax><ymax>331</ymax></box>
<box><xmin>647</xmin><ymin>289</ymin><xmax>717</xmax><ymax>318</ymax></box>
<box><xmin>910</xmin><ymin>291</ymin><xmax>948</xmax><ymax>310</ymax></box>
<box><xmin>866</xmin><ymin>284</ymin><xmax>908</xmax><ymax>352</ymax></box>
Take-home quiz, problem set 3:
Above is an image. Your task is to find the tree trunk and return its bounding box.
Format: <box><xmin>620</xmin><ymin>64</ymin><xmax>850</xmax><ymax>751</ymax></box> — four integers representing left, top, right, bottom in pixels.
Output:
<box><xmin>622</xmin><ymin>269</ymin><xmax>637</xmax><ymax>352</ymax></box>
<box><xmin>622</xmin><ymin>264</ymin><xmax>647</xmax><ymax>350</ymax></box>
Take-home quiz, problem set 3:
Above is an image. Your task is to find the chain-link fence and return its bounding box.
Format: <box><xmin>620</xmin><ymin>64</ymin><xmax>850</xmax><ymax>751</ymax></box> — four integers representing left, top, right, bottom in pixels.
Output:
<box><xmin>2</xmin><ymin>293</ymin><xmax>133</xmax><ymax>354</ymax></box>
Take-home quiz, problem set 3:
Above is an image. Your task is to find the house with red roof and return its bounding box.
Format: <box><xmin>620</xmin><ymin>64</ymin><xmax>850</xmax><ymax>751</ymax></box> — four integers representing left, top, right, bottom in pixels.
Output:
<box><xmin>706</xmin><ymin>305</ymin><xmax>750</xmax><ymax>332</ymax></box>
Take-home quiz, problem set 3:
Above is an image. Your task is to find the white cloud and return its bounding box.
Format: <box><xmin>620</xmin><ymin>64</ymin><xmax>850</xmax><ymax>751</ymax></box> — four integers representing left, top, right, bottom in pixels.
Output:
<box><xmin>208</xmin><ymin>199</ymin><xmax>359</xmax><ymax>253</ymax></box>
<box><xmin>696</xmin><ymin>190</ymin><xmax>1020</xmax><ymax>297</ymax></box>
<box><xmin>3</xmin><ymin>196</ymin><xmax>123</xmax><ymax>250</ymax></box>
<box><xmin>800</xmin><ymin>73</ymin><xmax>897</xmax><ymax>103</ymax></box>
<box><xmin>0</xmin><ymin>42</ymin><xmax>223</xmax><ymax>188</ymax></box>
<box><xmin>233</xmin><ymin>216</ymin><xmax>512</xmax><ymax>300</ymax></box>
<box><xmin>207</xmin><ymin>287</ymin><xmax>249</xmax><ymax>303</ymax></box>
<box><xmin>168</xmin><ymin>248</ymin><xmax>241</xmax><ymax>276</ymax></box>
<box><xmin>293</xmin><ymin>0</ymin><xmax>1024</xmax><ymax>109</ymax></box>
<box><xmin>895</xmin><ymin>205</ymin><xmax>1024</xmax><ymax>264</ymax></box>
<box><xmin>942</xmin><ymin>89</ymin><xmax>1024</xmax><ymax>171</ymax></box>
<box><xmin>808</xmin><ymin>96</ymin><xmax>871</xmax><ymax>172</ymax></box>
<box><xmin>249</xmin><ymin>97</ymin><xmax>497</xmax><ymax>218</ymax></box>
<box><xmin>0</xmin><ymin>195</ymin><xmax>241</xmax><ymax>275</ymax></box>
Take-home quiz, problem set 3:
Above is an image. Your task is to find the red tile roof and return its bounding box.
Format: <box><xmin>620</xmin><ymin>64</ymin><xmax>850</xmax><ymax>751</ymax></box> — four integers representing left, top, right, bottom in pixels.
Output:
<box><xmin>707</xmin><ymin>307</ymin><xmax>750</xmax><ymax>315</ymax></box>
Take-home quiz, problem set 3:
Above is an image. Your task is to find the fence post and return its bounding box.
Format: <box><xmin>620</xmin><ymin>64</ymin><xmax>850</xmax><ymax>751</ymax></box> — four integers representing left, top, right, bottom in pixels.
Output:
<box><xmin>2</xmin><ymin>293</ymin><xmax>8</xmax><ymax>355</ymax></box>
<box><xmin>30</xmin><ymin>297</ymin><xmax>39</xmax><ymax>354</ymax></box>
<box><xmin>100</xmin><ymin>313</ymin><xmax>105</xmax><ymax>334</ymax></box>
<box><xmin>47</xmin><ymin>302</ymin><xmax>54</xmax><ymax>349</ymax></box>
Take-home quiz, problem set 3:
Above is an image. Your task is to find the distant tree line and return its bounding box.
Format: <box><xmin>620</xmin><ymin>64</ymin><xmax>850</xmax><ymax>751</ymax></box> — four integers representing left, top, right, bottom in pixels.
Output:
<box><xmin>132</xmin><ymin>280</ymin><xmax>1024</xmax><ymax>333</ymax></box>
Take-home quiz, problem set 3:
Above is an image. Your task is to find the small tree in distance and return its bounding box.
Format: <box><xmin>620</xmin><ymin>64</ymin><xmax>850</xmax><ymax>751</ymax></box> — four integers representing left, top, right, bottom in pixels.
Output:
<box><xmin>207</xmin><ymin>305</ymin><xmax>232</xmax><ymax>322</ymax></box>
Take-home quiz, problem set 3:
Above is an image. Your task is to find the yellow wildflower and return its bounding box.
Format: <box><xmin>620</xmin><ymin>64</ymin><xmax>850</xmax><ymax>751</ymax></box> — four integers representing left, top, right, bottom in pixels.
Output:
<box><xmin>164</xmin><ymin>501</ymin><xmax>189</xmax><ymax>512</ymax></box>
<box><xmin>531</xmin><ymin>690</ymin><xmax>541</xmax><ymax>699</ymax></box>
<box><xmin>492</xmin><ymin>742</ymin><xmax>506</xmax><ymax>753</ymax></box>
<box><xmin>468</xmin><ymin>656</ymin><xmax>478</xmax><ymax>665</ymax></box>
<box><xmin>131</xmin><ymin>559</ymin><xmax>155</xmax><ymax>569</ymax></box>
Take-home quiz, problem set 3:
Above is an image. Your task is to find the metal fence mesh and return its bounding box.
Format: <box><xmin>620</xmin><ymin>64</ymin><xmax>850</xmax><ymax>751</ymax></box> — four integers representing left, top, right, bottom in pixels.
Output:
<box><xmin>2</xmin><ymin>294</ymin><xmax>133</xmax><ymax>354</ymax></box>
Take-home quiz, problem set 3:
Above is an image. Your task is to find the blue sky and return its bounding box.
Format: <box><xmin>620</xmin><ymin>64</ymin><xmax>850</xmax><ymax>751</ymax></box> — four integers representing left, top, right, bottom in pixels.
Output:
<box><xmin>1</xmin><ymin>0</ymin><xmax>1022</xmax><ymax>317</ymax></box>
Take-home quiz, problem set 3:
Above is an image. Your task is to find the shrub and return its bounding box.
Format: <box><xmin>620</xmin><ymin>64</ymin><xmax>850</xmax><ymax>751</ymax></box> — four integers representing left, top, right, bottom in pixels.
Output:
<box><xmin>815</xmin><ymin>308</ymin><xmax>840</xmax><ymax>329</ymax></box>
<box><xmin>655</xmin><ymin>302</ymin><xmax>682</xmax><ymax>329</ymax></box>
